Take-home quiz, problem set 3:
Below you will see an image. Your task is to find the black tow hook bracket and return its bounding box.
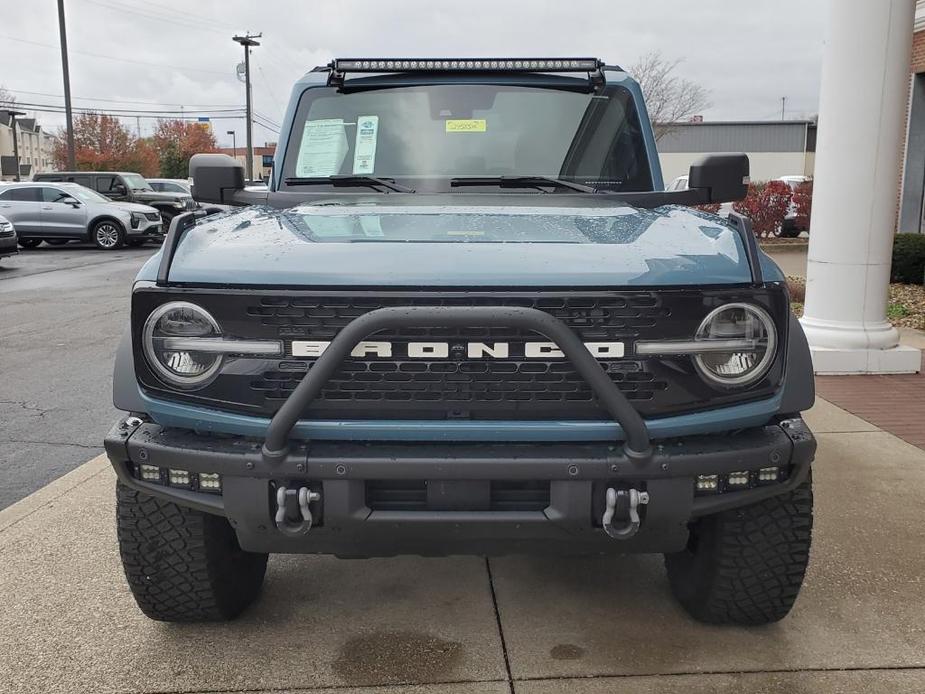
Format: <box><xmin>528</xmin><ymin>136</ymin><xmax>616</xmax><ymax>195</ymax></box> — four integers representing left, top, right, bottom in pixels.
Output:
<box><xmin>274</xmin><ymin>486</ymin><xmax>321</xmax><ymax>537</ymax></box>
<box><xmin>602</xmin><ymin>488</ymin><xmax>649</xmax><ymax>540</ymax></box>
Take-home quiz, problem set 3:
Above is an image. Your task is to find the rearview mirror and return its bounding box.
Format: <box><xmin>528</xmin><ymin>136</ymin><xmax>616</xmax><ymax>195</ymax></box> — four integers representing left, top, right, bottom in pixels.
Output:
<box><xmin>190</xmin><ymin>153</ymin><xmax>245</xmax><ymax>205</ymax></box>
<box><xmin>688</xmin><ymin>153</ymin><xmax>750</xmax><ymax>203</ymax></box>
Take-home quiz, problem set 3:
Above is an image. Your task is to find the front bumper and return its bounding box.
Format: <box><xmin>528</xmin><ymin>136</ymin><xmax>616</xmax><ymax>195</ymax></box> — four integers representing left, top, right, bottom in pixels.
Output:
<box><xmin>105</xmin><ymin>416</ymin><xmax>815</xmax><ymax>556</ymax></box>
<box><xmin>127</xmin><ymin>219</ymin><xmax>163</xmax><ymax>237</ymax></box>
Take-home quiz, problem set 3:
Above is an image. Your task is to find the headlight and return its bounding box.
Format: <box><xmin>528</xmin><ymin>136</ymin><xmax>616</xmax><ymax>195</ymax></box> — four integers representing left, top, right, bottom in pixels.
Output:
<box><xmin>173</xmin><ymin>200</ymin><xmax>186</xmax><ymax>208</ymax></box>
<box><xmin>130</xmin><ymin>212</ymin><xmax>144</xmax><ymax>229</ymax></box>
<box><xmin>0</xmin><ymin>221</ymin><xmax>12</xmax><ymax>232</ymax></box>
<box><xmin>143</xmin><ymin>302</ymin><xmax>223</xmax><ymax>387</ymax></box>
<box><xmin>693</xmin><ymin>303</ymin><xmax>777</xmax><ymax>386</ymax></box>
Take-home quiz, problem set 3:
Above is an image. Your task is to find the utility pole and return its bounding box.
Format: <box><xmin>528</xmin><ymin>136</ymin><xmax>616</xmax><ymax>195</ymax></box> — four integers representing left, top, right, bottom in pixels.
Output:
<box><xmin>57</xmin><ymin>0</ymin><xmax>76</xmax><ymax>169</ymax></box>
<box><xmin>233</xmin><ymin>32</ymin><xmax>261</xmax><ymax>182</ymax></box>
<box><xmin>1</xmin><ymin>109</ymin><xmax>25</xmax><ymax>181</ymax></box>
<box><xmin>781</xmin><ymin>96</ymin><xmax>787</xmax><ymax>121</ymax></box>
<box><xmin>227</xmin><ymin>129</ymin><xmax>237</xmax><ymax>161</ymax></box>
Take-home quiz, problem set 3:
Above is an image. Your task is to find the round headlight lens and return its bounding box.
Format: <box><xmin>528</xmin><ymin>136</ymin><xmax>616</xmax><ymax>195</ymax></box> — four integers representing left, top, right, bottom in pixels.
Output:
<box><xmin>143</xmin><ymin>301</ymin><xmax>222</xmax><ymax>387</ymax></box>
<box><xmin>694</xmin><ymin>303</ymin><xmax>777</xmax><ymax>386</ymax></box>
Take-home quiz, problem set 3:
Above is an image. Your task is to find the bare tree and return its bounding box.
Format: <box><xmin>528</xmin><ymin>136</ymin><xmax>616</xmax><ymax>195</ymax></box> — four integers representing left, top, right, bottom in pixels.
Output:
<box><xmin>629</xmin><ymin>51</ymin><xmax>711</xmax><ymax>141</ymax></box>
<box><xmin>0</xmin><ymin>85</ymin><xmax>16</xmax><ymax>109</ymax></box>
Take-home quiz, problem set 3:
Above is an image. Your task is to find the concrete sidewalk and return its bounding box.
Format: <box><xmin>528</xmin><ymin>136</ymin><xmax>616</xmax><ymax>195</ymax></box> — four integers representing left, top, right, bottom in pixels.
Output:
<box><xmin>2</xmin><ymin>399</ymin><xmax>925</xmax><ymax>694</ymax></box>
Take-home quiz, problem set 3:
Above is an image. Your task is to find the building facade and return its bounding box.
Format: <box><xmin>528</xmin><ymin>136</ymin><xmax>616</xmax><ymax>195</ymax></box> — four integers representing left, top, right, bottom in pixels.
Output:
<box><xmin>898</xmin><ymin>0</ymin><xmax>925</xmax><ymax>233</ymax></box>
<box><xmin>657</xmin><ymin>120</ymin><xmax>816</xmax><ymax>185</ymax></box>
<box><xmin>216</xmin><ymin>142</ymin><xmax>276</xmax><ymax>182</ymax></box>
<box><xmin>0</xmin><ymin>114</ymin><xmax>56</xmax><ymax>181</ymax></box>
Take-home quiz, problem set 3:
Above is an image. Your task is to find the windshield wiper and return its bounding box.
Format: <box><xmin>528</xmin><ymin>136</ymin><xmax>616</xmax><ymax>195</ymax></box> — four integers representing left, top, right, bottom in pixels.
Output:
<box><xmin>284</xmin><ymin>175</ymin><xmax>415</xmax><ymax>193</ymax></box>
<box><xmin>450</xmin><ymin>176</ymin><xmax>599</xmax><ymax>194</ymax></box>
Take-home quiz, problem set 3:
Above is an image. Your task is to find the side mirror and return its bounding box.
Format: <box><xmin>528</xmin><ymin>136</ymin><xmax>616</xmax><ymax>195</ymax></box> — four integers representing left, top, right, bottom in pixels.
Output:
<box><xmin>113</xmin><ymin>184</ymin><xmax>127</xmax><ymax>195</ymax></box>
<box><xmin>688</xmin><ymin>153</ymin><xmax>750</xmax><ymax>203</ymax></box>
<box><xmin>62</xmin><ymin>196</ymin><xmax>81</xmax><ymax>208</ymax></box>
<box><xmin>190</xmin><ymin>153</ymin><xmax>245</xmax><ymax>205</ymax></box>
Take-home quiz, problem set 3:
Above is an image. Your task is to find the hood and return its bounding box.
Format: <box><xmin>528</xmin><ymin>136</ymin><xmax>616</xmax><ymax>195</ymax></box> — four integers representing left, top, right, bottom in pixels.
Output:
<box><xmin>134</xmin><ymin>190</ymin><xmax>190</xmax><ymax>203</ymax></box>
<box><xmin>159</xmin><ymin>197</ymin><xmax>779</xmax><ymax>287</ymax></box>
<box><xmin>111</xmin><ymin>201</ymin><xmax>159</xmax><ymax>214</ymax></box>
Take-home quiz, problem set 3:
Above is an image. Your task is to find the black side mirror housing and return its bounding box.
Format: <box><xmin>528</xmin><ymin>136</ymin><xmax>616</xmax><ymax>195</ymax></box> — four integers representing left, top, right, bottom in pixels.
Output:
<box><xmin>190</xmin><ymin>153</ymin><xmax>245</xmax><ymax>205</ymax></box>
<box><xmin>63</xmin><ymin>197</ymin><xmax>81</xmax><ymax>208</ymax></box>
<box><xmin>688</xmin><ymin>153</ymin><xmax>750</xmax><ymax>203</ymax></box>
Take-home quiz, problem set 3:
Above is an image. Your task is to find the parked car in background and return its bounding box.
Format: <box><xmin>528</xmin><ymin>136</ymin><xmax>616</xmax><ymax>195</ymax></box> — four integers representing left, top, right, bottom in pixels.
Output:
<box><xmin>147</xmin><ymin>178</ymin><xmax>191</xmax><ymax>194</ymax></box>
<box><xmin>665</xmin><ymin>174</ymin><xmax>689</xmax><ymax>192</ymax></box>
<box><xmin>0</xmin><ymin>214</ymin><xmax>17</xmax><ymax>260</ymax></box>
<box><xmin>776</xmin><ymin>175</ymin><xmax>811</xmax><ymax>238</ymax></box>
<box><xmin>33</xmin><ymin>171</ymin><xmax>196</xmax><ymax>228</ymax></box>
<box><xmin>0</xmin><ymin>182</ymin><xmax>163</xmax><ymax>250</ymax></box>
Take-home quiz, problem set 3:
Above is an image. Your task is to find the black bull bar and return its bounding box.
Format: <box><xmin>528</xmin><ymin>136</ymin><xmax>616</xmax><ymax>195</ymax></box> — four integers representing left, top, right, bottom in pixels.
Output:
<box><xmin>260</xmin><ymin>305</ymin><xmax>653</xmax><ymax>465</ymax></box>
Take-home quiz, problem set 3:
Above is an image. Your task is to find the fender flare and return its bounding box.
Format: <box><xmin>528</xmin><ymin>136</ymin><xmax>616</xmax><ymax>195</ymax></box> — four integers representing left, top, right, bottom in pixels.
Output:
<box><xmin>779</xmin><ymin>313</ymin><xmax>815</xmax><ymax>415</ymax></box>
<box><xmin>112</xmin><ymin>325</ymin><xmax>146</xmax><ymax>412</ymax></box>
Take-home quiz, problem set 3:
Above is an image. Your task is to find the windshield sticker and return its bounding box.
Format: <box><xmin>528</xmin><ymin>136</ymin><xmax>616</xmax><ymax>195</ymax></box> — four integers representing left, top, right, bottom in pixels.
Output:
<box><xmin>296</xmin><ymin>119</ymin><xmax>348</xmax><ymax>177</ymax></box>
<box><xmin>352</xmin><ymin>115</ymin><xmax>379</xmax><ymax>175</ymax></box>
<box><xmin>445</xmin><ymin>119</ymin><xmax>487</xmax><ymax>133</ymax></box>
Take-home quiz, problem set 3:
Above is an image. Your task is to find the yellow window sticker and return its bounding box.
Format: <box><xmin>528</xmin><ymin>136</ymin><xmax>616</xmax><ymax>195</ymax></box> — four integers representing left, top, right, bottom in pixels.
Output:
<box><xmin>445</xmin><ymin>119</ymin><xmax>487</xmax><ymax>133</ymax></box>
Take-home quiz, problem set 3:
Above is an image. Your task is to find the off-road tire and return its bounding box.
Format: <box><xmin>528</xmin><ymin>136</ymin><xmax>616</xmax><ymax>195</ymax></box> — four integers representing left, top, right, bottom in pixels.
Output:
<box><xmin>664</xmin><ymin>475</ymin><xmax>813</xmax><ymax>625</ymax></box>
<box><xmin>116</xmin><ymin>482</ymin><xmax>268</xmax><ymax>622</ymax></box>
<box><xmin>17</xmin><ymin>237</ymin><xmax>42</xmax><ymax>248</ymax></box>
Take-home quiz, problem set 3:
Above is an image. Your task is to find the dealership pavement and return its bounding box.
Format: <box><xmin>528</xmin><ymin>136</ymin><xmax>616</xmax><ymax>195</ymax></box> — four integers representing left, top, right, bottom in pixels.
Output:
<box><xmin>2</xmin><ymin>398</ymin><xmax>925</xmax><ymax>694</ymax></box>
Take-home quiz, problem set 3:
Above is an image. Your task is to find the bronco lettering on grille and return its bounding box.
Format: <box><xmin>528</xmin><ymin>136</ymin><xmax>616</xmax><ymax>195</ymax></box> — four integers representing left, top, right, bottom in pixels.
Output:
<box><xmin>290</xmin><ymin>340</ymin><xmax>625</xmax><ymax>359</ymax></box>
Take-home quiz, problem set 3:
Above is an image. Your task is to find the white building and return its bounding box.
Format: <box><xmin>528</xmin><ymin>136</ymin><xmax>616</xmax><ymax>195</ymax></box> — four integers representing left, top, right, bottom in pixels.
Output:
<box><xmin>657</xmin><ymin>120</ymin><xmax>816</xmax><ymax>185</ymax></box>
<box><xmin>0</xmin><ymin>114</ymin><xmax>57</xmax><ymax>181</ymax></box>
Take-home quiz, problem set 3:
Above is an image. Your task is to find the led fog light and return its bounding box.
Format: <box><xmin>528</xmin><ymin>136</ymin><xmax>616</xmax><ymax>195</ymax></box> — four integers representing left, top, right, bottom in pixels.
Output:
<box><xmin>168</xmin><ymin>469</ymin><xmax>191</xmax><ymax>487</ymax></box>
<box><xmin>695</xmin><ymin>474</ymin><xmax>719</xmax><ymax>493</ymax></box>
<box><xmin>139</xmin><ymin>464</ymin><xmax>161</xmax><ymax>481</ymax></box>
<box><xmin>726</xmin><ymin>471</ymin><xmax>750</xmax><ymax>488</ymax></box>
<box><xmin>758</xmin><ymin>466</ymin><xmax>781</xmax><ymax>484</ymax></box>
<box><xmin>198</xmin><ymin>473</ymin><xmax>222</xmax><ymax>491</ymax></box>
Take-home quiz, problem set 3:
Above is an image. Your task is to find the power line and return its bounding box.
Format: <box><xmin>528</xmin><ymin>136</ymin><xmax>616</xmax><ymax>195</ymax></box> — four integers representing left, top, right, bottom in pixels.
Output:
<box><xmin>13</xmin><ymin>99</ymin><xmax>244</xmax><ymax>115</ymax></box>
<box><xmin>4</xmin><ymin>88</ymin><xmax>239</xmax><ymax>108</ymax></box>
<box><xmin>78</xmin><ymin>0</ymin><xmax>230</xmax><ymax>35</ymax></box>
<box><xmin>0</xmin><ymin>34</ymin><xmax>233</xmax><ymax>76</ymax></box>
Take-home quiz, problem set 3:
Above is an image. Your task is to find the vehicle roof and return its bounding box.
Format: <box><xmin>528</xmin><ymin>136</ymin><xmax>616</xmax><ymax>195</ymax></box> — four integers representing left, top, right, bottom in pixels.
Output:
<box><xmin>0</xmin><ymin>180</ymin><xmax>85</xmax><ymax>188</ymax></box>
<box><xmin>35</xmin><ymin>171</ymin><xmax>141</xmax><ymax>176</ymax></box>
<box><xmin>147</xmin><ymin>178</ymin><xmax>188</xmax><ymax>183</ymax></box>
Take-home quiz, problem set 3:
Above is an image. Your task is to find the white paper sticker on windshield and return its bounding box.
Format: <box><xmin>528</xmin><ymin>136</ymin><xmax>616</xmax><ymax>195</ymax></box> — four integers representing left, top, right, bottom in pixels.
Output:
<box><xmin>352</xmin><ymin>115</ymin><xmax>379</xmax><ymax>174</ymax></box>
<box><xmin>296</xmin><ymin>119</ymin><xmax>348</xmax><ymax>177</ymax></box>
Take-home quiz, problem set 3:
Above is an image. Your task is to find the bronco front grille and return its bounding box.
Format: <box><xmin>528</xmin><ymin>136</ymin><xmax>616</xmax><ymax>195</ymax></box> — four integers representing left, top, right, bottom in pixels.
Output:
<box><xmin>132</xmin><ymin>288</ymin><xmax>788</xmax><ymax>421</ymax></box>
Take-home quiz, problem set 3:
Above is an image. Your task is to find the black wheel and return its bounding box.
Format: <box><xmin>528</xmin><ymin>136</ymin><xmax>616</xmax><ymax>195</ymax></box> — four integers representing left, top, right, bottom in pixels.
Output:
<box><xmin>116</xmin><ymin>482</ymin><xmax>268</xmax><ymax>622</ymax></box>
<box><xmin>92</xmin><ymin>220</ymin><xmax>125</xmax><ymax>250</ymax></box>
<box><xmin>44</xmin><ymin>238</ymin><xmax>70</xmax><ymax>246</ymax></box>
<box><xmin>126</xmin><ymin>238</ymin><xmax>147</xmax><ymax>247</ymax></box>
<box><xmin>17</xmin><ymin>237</ymin><xmax>42</xmax><ymax>248</ymax></box>
<box><xmin>665</xmin><ymin>476</ymin><xmax>813</xmax><ymax>625</ymax></box>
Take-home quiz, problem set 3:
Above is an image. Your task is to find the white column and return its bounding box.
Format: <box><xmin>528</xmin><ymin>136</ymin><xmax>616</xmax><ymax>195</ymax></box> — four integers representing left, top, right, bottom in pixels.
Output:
<box><xmin>801</xmin><ymin>0</ymin><xmax>921</xmax><ymax>374</ymax></box>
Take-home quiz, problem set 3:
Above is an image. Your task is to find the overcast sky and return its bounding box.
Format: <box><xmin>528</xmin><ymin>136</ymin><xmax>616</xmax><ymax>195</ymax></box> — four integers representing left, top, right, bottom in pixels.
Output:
<box><xmin>0</xmin><ymin>0</ymin><xmax>827</xmax><ymax>147</ymax></box>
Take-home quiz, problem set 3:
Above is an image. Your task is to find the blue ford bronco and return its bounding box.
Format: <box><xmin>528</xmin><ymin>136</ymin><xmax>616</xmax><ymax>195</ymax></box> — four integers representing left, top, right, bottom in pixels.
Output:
<box><xmin>105</xmin><ymin>58</ymin><xmax>815</xmax><ymax>625</ymax></box>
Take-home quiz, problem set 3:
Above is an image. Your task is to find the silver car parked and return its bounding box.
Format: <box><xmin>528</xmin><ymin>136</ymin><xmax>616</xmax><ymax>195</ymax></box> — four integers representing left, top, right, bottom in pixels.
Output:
<box><xmin>0</xmin><ymin>182</ymin><xmax>163</xmax><ymax>250</ymax></box>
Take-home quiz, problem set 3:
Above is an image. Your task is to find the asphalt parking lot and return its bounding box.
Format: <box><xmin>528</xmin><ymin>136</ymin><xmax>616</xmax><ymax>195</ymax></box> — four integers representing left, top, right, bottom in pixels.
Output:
<box><xmin>0</xmin><ymin>242</ymin><xmax>156</xmax><ymax>509</ymax></box>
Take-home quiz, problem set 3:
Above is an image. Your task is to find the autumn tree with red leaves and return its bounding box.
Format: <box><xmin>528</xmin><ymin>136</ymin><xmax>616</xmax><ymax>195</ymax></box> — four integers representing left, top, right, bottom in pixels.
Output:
<box><xmin>53</xmin><ymin>112</ymin><xmax>158</xmax><ymax>176</ymax></box>
<box><xmin>152</xmin><ymin>119</ymin><xmax>219</xmax><ymax>179</ymax></box>
<box><xmin>732</xmin><ymin>180</ymin><xmax>793</xmax><ymax>238</ymax></box>
<box><xmin>792</xmin><ymin>179</ymin><xmax>813</xmax><ymax>230</ymax></box>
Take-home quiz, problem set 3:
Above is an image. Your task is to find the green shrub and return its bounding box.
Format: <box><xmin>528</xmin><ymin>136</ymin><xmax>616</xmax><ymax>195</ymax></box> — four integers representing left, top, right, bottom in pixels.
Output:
<box><xmin>891</xmin><ymin>233</ymin><xmax>925</xmax><ymax>285</ymax></box>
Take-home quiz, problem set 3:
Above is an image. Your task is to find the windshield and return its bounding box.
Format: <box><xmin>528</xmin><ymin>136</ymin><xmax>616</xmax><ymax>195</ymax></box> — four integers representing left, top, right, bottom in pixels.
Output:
<box><xmin>123</xmin><ymin>174</ymin><xmax>153</xmax><ymax>191</ymax></box>
<box><xmin>66</xmin><ymin>186</ymin><xmax>111</xmax><ymax>203</ymax></box>
<box><xmin>282</xmin><ymin>83</ymin><xmax>653</xmax><ymax>192</ymax></box>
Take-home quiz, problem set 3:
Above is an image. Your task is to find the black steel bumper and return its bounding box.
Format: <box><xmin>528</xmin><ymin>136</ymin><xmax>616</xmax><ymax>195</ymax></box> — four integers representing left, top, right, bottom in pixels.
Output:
<box><xmin>104</xmin><ymin>417</ymin><xmax>815</xmax><ymax>556</ymax></box>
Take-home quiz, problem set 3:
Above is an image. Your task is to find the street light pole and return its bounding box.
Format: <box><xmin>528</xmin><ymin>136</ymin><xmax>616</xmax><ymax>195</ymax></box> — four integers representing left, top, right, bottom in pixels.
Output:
<box><xmin>1</xmin><ymin>109</ymin><xmax>26</xmax><ymax>181</ymax></box>
<box><xmin>233</xmin><ymin>33</ymin><xmax>261</xmax><ymax>182</ymax></box>
<box><xmin>57</xmin><ymin>0</ymin><xmax>76</xmax><ymax>169</ymax></box>
<box><xmin>227</xmin><ymin>129</ymin><xmax>237</xmax><ymax>161</ymax></box>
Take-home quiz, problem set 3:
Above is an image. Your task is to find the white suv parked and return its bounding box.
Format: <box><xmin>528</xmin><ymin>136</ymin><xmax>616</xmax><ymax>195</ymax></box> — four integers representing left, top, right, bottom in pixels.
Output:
<box><xmin>0</xmin><ymin>182</ymin><xmax>163</xmax><ymax>250</ymax></box>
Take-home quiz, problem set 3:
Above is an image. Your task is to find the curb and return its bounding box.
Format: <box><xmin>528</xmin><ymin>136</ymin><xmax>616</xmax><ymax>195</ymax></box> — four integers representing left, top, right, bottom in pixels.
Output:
<box><xmin>0</xmin><ymin>454</ymin><xmax>109</xmax><ymax>534</ymax></box>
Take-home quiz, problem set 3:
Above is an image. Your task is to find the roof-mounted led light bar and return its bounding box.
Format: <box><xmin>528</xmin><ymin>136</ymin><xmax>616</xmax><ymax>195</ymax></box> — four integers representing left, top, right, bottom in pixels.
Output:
<box><xmin>332</xmin><ymin>58</ymin><xmax>603</xmax><ymax>73</ymax></box>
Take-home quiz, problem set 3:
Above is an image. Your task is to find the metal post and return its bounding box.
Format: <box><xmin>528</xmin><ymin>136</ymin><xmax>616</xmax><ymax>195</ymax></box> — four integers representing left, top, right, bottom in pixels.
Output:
<box><xmin>2</xmin><ymin>109</ymin><xmax>25</xmax><ymax>181</ymax></box>
<box><xmin>227</xmin><ymin>129</ymin><xmax>236</xmax><ymax>161</ymax></box>
<box><xmin>57</xmin><ymin>0</ymin><xmax>76</xmax><ymax>170</ymax></box>
<box><xmin>233</xmin><ymin>33</ymin><xmax>261</xmax><ymax>182</ymax></box>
